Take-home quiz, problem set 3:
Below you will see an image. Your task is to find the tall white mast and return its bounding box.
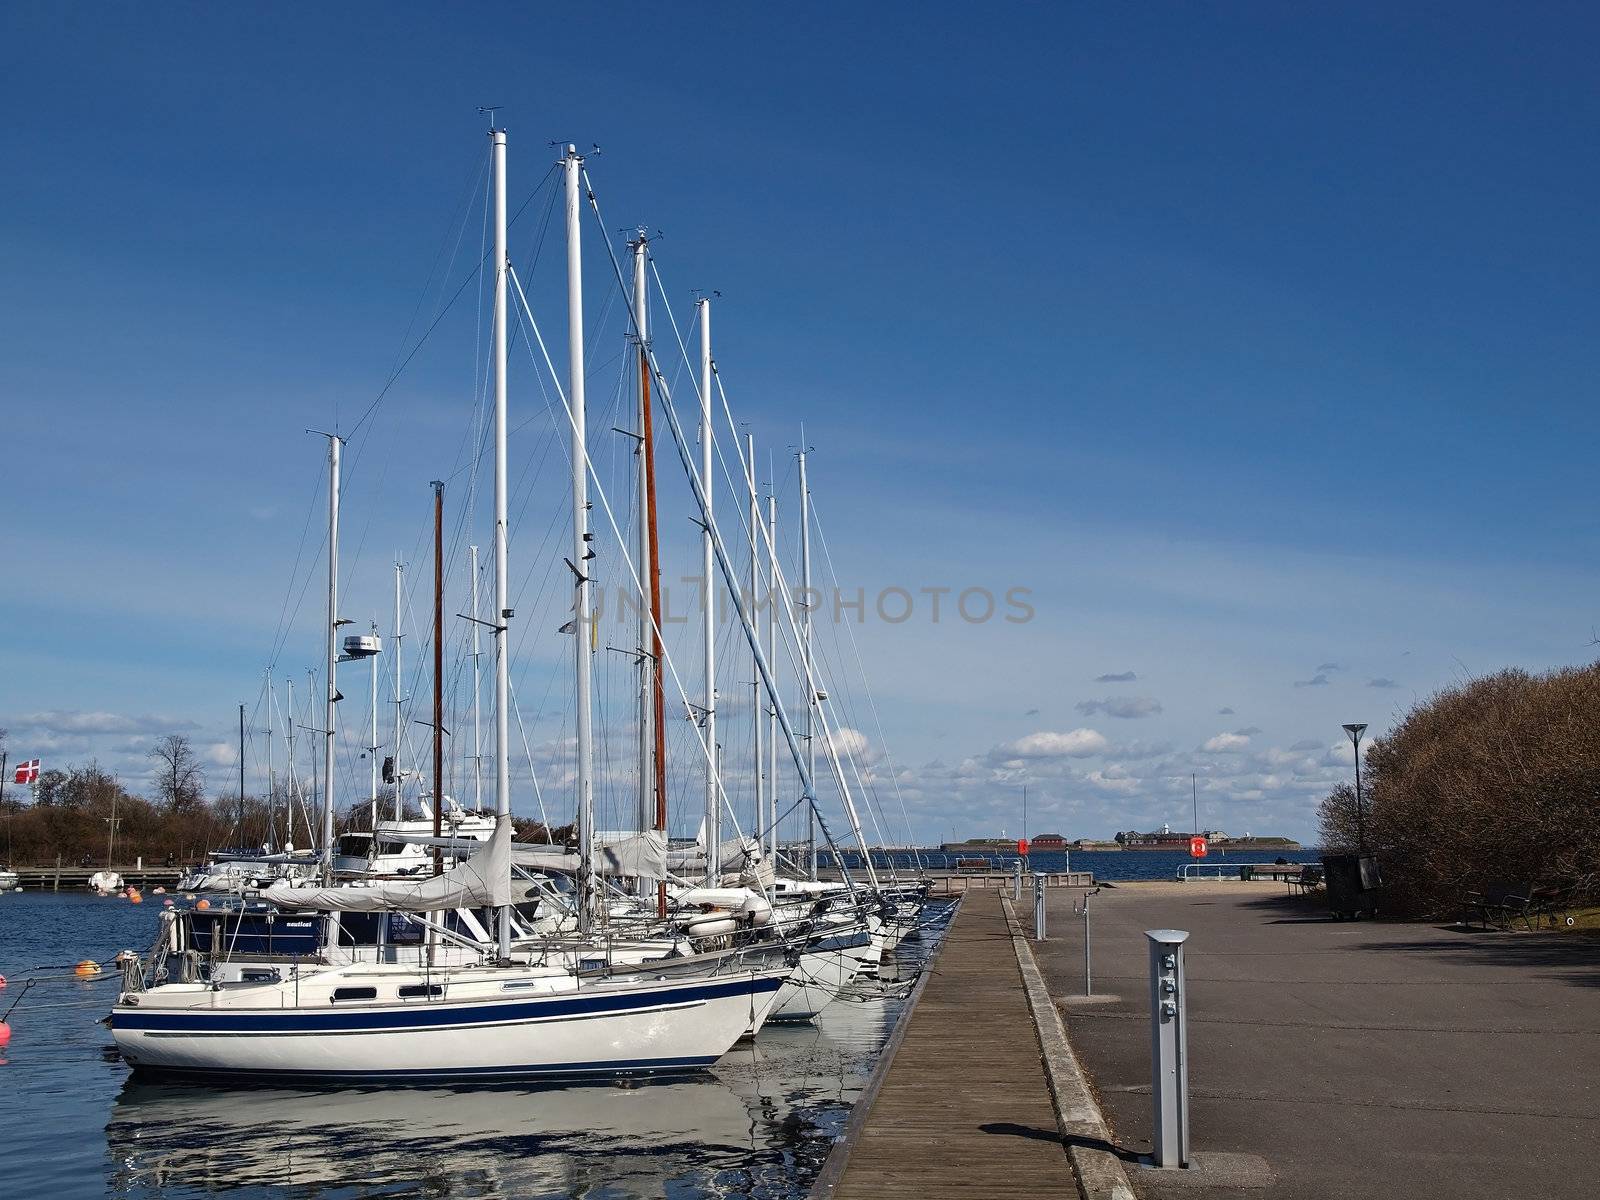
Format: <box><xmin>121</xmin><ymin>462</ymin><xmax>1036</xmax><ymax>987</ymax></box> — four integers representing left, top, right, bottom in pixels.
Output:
<box><xmin>391</xmin><ymin>561</ymin><xmax>405</xmax><ymax>821</ymax></box>
<box><xmin>284</xmin><ymin>675</ymin><xmax>298</xmax><ymax>846</ymax></box>
<box><xmin>747</xmin><ymin>431</ymin><xmax>763</xmax><ymax>859</ymax></box>
<box><xmin>563</xmin><ymin>143</ymin><xmax>598</xmax><ymax>932</ymax></box>
<box><xmin>320</xmin><ymin>432</ymin><xmax>342</xmax><ymax>883</ymax></box>
<box><xmin>632</xmin><ymin>232</ymin><xmax>651</xmax><ymax>845</ymax></box>
<box><xmin>490</xmin><ymin>126</ymin><xmax>513</xmax><ymax>958</ymax></box>
<box><xmin>264</xmin><ymin>668</ymin><xmax>275</xmax><ymax>848</ymax></box>
<box><xmin>699</xmin><ymin>297</ymin><xmax>719</xmax><ymax>883</ymax></box>
<box><xmin>469</xmin><ymin>543</ymin><xmax>482</xmax><ymax>811</ymax></box>
<box><xmin>798</xmin><ymin>444</ymin><xmax>816</xmax><ymax>880</ymax></box>
<box><xmin>766</xmin><ymin>488</ymin><xmax>779</xmax><ymax>867</ymax></box>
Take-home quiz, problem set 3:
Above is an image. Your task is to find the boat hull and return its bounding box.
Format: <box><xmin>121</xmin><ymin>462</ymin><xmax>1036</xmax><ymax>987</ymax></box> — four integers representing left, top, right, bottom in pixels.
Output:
<box><xmin>111</xmin><ymin>970</ymin><xmax>786</xmax><ymax>1082</ymax></box>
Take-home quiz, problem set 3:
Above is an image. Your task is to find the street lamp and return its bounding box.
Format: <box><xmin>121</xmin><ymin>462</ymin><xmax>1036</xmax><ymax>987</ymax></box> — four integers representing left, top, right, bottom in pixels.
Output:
<box><xmin>1342</xmin><ymin>723</ymin><xmax>1368</xmax><ymax>853</ymax></box>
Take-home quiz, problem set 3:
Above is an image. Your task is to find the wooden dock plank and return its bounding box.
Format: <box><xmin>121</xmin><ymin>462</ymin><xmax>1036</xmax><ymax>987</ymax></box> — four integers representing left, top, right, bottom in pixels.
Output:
<box><xmin>830</xmin><ymin>892</ymin><xmax>1078</xmax><ymax>1198</ymax></box>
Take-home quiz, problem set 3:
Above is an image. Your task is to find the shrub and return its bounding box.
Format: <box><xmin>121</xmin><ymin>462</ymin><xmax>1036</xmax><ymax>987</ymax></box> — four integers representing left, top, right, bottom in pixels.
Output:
<box><xmin>1318</xmin><ymin>662</ymin><xmax>1600</xmax><ymax>916</ymax></box>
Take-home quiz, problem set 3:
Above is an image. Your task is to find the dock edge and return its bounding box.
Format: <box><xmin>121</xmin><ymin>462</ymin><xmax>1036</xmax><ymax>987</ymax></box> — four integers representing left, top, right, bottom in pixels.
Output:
<box><xmin>1001</xmin><ymin>894</ymin><xmax>1138</xmax><ymax>1200</ymax></box>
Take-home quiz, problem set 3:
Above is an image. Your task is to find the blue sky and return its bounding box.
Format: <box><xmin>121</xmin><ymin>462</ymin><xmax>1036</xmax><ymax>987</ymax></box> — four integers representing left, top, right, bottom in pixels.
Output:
<box><xmin>2</xmin><ymin>3</ymin><xmax>1597</xmax><ymax>845</ymax></box>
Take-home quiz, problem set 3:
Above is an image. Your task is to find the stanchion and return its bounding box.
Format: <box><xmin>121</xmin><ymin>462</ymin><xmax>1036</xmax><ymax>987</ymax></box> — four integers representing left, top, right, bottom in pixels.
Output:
<box><xmin>1032</xmin><ymin>873</ymin><xmax>1046</xmax><ymax>940</ymax></box>
<box><xmin>1013</xmin><ymin>858</ymin><xmax>1022</xmax><ymax>901</ymax></box>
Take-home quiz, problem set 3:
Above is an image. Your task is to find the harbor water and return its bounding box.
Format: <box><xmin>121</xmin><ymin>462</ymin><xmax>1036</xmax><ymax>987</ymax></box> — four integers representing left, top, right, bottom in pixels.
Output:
<box><xmin>0</xmin><ymin>890</ymin><xmax>951</xmax><ymax>1199</ymax></box>
<box><xmin>823</xmin><ymin>847</ymin><xmax>1322</xmax><ymax>880</ymax></box>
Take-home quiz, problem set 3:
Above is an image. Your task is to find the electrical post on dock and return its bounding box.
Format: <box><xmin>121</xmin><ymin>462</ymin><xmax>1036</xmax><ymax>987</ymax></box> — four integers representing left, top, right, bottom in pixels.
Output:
<box><xmin>1078</xmin><ymin>887</ymin><xmax>1099</xmax><ymax>995</ymax></box>
<box><xmin>1013</xmin><ymin>857</ymin><xmax>1022</xmax><ymax>901</ymax></box>
<box><xmin>1146</xmin><ymin>929</ymin><xmax>1191</xmax><ymax>1168</ymax></box>
<box><xmin>1032</xmin><ymin>872</ymin><xmax>1046</xmax><ymax>940</ymax></box>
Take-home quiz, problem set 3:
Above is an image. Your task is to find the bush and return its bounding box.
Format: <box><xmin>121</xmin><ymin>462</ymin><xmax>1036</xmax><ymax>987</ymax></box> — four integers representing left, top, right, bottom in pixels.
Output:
<box><xmin>1318</xmin><ymin>662</ymin><xmax>1600</xmax><ymax>916</ymax></box>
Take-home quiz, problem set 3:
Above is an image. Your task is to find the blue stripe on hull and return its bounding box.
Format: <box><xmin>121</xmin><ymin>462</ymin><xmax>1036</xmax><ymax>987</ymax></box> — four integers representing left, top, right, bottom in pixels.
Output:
<box><xmin>126</xmin><ymin>1054</ymin><xmax>722</xmax><ymax>1084</ymax></box>
<box><xmin>113</xmin><ymin>974</ymin><xmax>781</xmax><ymax>1034</ymax></box>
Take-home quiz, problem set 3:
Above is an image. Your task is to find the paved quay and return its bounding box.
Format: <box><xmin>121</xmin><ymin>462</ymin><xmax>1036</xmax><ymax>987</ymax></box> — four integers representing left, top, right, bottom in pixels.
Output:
<box><xmin>820</xmin><ymin>893</ymin><xmax>1080</xmax><ymax>1198</ymax></box>
<box><xmin>1034</xmin><ymin>881</ymin><xmax>1600</xmax><ymax>1200</ymax></box>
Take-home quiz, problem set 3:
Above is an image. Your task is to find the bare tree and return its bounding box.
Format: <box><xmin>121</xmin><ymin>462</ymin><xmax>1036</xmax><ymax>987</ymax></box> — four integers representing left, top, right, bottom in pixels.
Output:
<box><xmin>149</xmin><ymin>734</ymin><xmax>206</xmax><ymax>813</ymax></box>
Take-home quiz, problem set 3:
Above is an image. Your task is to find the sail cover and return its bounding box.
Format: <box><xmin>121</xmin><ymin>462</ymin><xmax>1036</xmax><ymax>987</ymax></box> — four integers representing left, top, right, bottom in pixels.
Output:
<box><xmin>511</xmin><ymin>830</ymin><xmax>667</xmax><ymax>881</ymax></box>
<box><xmin>270</xmin><ymin>816</ymin><xmax>514</xmax><ymax>912</ymax></box>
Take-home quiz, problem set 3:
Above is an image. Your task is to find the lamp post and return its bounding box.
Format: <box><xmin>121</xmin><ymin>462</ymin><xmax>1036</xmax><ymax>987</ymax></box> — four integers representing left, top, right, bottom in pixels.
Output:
<box><xmin>1342</xmin><ymin>723</ymin><xmax>1368</xmax><ymax>853</ymax></box>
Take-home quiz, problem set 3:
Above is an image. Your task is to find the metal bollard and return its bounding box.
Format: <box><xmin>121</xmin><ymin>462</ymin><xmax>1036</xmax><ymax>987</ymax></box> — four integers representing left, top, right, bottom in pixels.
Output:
<box><xmin>1082</xmin><ymin>888</ymin><xmax>1097</xmax><ymax>995</ymax></box>
<box><xmin>1013</xmin><ymin>858</ymin><xmax>1022</xmax><ymax>901</ymax></box>
<box><xmin>1033</xmin><ymin>873</ymin><xmax>1047</xmax><ymax>940</ymax></box>
<box><xmin>1146</xmin><ymin>929</ymin><xmax>1191</xmax><ymax>1168</ymax></box>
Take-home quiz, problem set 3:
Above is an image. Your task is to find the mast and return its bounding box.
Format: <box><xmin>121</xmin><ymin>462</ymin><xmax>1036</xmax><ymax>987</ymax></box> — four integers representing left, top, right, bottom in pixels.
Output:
<box><xmin>284</xmin><ymin>676</ymin><xmax>298</xmax><ymax>846</ymax></box>
<box><xmin>631</xmin><ymin>232</ymin><xmax>651</xmax><ymax>854</ymax></box>
<box><xmin>634</xmin><ymin>232</ymin><xmax>669</xmax><ymax>918</ymax></box>
<box><xmin>699</xmin><ymin>296</ymin><xmax>719</xmax><ymax>883</ymax></box>
<box><xmin>798</xmin><ymin>445</ymin><xmax>816</xmax><ymax>880</ymax></box>
<box><xmin>320</xmin><ymin>431</ymin><xmax>342</xmax><ymax>883</ymax></box>
<box><xmin>368</xmin><ymin>622</ymin><xmax>380</xmax><ymax>833</ymax></box>
<box><xmin>563</xmin><ymin>142</ymin><xmax>598</xmax><ymax>933</ymax></box>
<box><xmin>265</xmin><ymin>669</ymin><xmax>275</xmax><ymax>848</ymax></box>
<box><xmin>432</xmin><ymin>480</ymin><xmax>445</xmax><ymax>875</ymax></box>
<box><xmin>766</xmin><ymin>488</ymin><xmax>779</xmax><ymax>867</ymax></box>
<box><xmin>391</xmin><ymin>561</ymin><xmax>405</xmax><ymax>821</ymax></box>
<box><xmin>491</xmin><ymin>127</ymin><xmax>513</xmax><ymax>958</ymax></box>
<box><xmin>470</xmin><ymin>544</ymin><xmax>483</xmax><ymax>812</ymax></box>
<box><xmin>747</xmin><ymin>431</ymin><xmax>763</xmax><ymax>860</ymax></box>
<box><xmin>238</xmin><ymin>702</ymin><xmax>246</xmax><ymax>849</ymax></box>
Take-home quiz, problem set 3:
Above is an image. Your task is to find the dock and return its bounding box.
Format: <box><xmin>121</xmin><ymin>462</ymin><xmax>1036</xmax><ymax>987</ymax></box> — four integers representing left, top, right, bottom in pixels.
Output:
<box><xmin>814</xmin><ymin>892</ymin><xmax>1079</xmax><ymax>1198</ymax></box>
<box><xmin>9</xmin><ymin>864</ymin><xmax>188</xmax><ymax>891</ymax></box>
<box><xmin>819</xmin><ymin>869</ymin><xmax>1095</xmax><ymax>896</ymax></box>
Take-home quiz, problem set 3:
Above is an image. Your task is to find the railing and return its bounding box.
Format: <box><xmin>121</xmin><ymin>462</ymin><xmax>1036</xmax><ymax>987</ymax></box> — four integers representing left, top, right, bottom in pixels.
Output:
<box><xmin>1176</xmin><ymin>862</ymin><xmax>1306</xmax><ymax>882</ymax></box>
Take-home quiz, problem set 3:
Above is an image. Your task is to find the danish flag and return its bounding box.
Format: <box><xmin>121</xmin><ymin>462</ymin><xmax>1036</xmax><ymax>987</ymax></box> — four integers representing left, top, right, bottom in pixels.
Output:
<box><xmin>13</xmin><ymin>758</ymin><xmax>40</xmax><ymax>784</ymax></box>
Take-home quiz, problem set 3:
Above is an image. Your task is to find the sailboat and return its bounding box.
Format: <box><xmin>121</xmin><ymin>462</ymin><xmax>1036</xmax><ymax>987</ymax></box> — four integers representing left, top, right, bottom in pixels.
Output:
<box><xmin>110</xmin><ymin>128</ymin><xmax>791</xmax><ymax>1082</ymax></box>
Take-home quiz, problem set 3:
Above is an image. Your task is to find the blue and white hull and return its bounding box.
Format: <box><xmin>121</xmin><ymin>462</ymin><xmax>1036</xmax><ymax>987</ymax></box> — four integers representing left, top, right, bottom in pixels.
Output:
<box><xmin>111</xmin><ymin>966</ymin><xmax>788</xmax><ymax>1082</ymax></box>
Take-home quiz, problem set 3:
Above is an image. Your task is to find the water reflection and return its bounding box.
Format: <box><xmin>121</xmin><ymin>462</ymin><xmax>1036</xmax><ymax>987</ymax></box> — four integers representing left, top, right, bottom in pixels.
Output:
<box><xmin>105</xmin><ymin>960</ymin><xmax>903</xmax><ymax>1199</ymax></box>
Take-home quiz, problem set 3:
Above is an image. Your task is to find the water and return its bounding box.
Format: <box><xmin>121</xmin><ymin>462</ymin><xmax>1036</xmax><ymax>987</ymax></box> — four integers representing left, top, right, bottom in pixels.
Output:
<box><xmin>0</xmin><ymin>891</ymin><xmax>947</xmax><ymax>1199</ymax></box>
<box><xmin>825</xmin><ymin>847</ymin><xmax>1322</xmax><ymax>881</ymax></box>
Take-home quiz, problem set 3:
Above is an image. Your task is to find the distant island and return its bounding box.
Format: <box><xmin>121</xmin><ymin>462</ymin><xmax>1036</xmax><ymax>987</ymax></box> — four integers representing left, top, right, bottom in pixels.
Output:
<box><xmin>941</xmin><ymin>824</ymin><xmax>1301</xmax><ymax>853</ymax></box>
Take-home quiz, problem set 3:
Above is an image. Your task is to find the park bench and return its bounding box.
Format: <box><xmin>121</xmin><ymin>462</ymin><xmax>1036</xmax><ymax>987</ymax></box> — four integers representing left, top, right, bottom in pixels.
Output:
<box><xmin>1462</xmin><ymin>880</ymin><xmax>1540</xmax><ymax>930</ymax></box>
<box><xmin>1287</xmin><ymin>864</ymin><xmax>1323</xmax><ymax>895</ymax></box>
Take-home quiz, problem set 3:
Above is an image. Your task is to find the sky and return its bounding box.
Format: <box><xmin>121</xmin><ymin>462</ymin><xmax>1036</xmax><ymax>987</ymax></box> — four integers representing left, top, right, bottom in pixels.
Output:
<box><xmin>2</xmin><ymin>3</ymin><xmax>1597</xmax><ymax>846</ymax></box>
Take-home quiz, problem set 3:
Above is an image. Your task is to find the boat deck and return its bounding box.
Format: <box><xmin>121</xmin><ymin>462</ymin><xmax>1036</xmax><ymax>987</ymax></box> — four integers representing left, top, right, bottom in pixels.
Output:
<box><xmin>819</xmin><ymin>893</ymin><xmax>1077</xmax><ymax>1198</ymax></box>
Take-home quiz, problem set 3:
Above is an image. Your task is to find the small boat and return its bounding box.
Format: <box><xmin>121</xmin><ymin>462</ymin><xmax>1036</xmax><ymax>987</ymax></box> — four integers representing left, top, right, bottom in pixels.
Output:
<box><xmin>0</xmin><ymin>867</ymin><xmax>19</xmax><ymax>890</ymax></box>
<box><xmin>89</xmin><ymin>869</ymin><xmax>124</xmax><ymax>895</ymax></box>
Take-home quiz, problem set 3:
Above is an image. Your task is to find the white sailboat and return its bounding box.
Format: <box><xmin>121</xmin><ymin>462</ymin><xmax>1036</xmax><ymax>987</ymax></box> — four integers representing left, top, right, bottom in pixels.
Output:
<box><xmin>110</xmin><ymin>127</ymin><xmax>791</xmax><ymax>1082</ymax></box>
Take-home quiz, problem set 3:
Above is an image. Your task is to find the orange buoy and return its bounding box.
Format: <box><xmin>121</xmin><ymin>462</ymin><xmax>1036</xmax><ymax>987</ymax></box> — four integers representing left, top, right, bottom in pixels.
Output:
<box><xmin>0</xmin><ymin>1020</ymin><xmax>12</xmax><ymax>1047</ymax></box>
<box><xmin>195</xmin><ymin>899</ymin><xmax>210</xmax><ymax>911</ymax></box>
<box><xmin>129</xmin><ymin>893</ymin><xmax>142</xmax><ymax>904</ymax></box>
<box><xmin>75</xmin><ymin>960</ymin><xmax>100</xmax><ymax>977</ymax></box>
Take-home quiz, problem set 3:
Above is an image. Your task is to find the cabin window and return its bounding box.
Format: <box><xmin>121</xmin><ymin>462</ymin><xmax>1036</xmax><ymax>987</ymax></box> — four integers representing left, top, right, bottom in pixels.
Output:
<box><xmin>336</xmin><ymin>913</ymin><xmax>384</xmax><ymax>946</ymax></box>
<box><xmin>331</xmin><ymin>986</ymin><xmax>378</xmax><ymax>1002</ymax></box>
<box><xmin>386</xmin><ymin>912</ymin><xmax>424</xmax><ymax>944</ymax></box>
<box><xmin>397</xmin><ymin>984</ymin><xmax>443</xmax><ymax>999</ymax></box>
<box><xmin>335</xmin><ymin>834</ymin><xmax>372</xmax><ymax>855</ymax></box>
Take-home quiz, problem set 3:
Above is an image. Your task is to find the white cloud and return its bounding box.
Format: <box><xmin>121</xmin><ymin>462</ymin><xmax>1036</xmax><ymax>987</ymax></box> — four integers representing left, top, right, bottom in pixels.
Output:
<box><xmin>828</xmin><ymin>727</ymin><xmax>872</xmax><ymax>760</ymax></box>
<box><xmin>994</xmin><ymin>728</ymin><xmax>1107</xmax><ymax>760</ymax></box>
<box><xmin>1202</xmin><ymin>731</ymin><xmax>1251</xmax><ymax>753</ymax></box>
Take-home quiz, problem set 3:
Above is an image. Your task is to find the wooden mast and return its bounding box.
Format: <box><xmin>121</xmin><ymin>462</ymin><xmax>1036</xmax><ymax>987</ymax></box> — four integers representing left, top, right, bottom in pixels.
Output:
<box><xmin>641</xmin><ymin>323</ymin><xmax>669</xmax><ymax>917</ymax></box>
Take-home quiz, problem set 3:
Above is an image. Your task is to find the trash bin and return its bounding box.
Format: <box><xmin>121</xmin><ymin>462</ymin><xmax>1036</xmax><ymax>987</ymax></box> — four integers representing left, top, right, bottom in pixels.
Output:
<box><xmin>1239</xmin><ymin>865</ymin><xmax>1254</xmax><ymax>882</ymax></box>
<box><xmin>1322</xmin><ymin>853</ymin><xmax>1382</xmax><ymax>919</ymax></box>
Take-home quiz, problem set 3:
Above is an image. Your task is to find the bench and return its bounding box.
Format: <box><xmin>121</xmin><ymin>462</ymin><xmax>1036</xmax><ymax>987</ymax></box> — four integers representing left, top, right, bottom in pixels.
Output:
<box><xmin>1462</xmin><ymin>880</ymin><xmax>1538</xmax><ymax>930</ymax></box>
<box><xmin>1287</xmin><ymin>864</ymin><xmax>1323</xmax><ymax>895</ymax></box>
